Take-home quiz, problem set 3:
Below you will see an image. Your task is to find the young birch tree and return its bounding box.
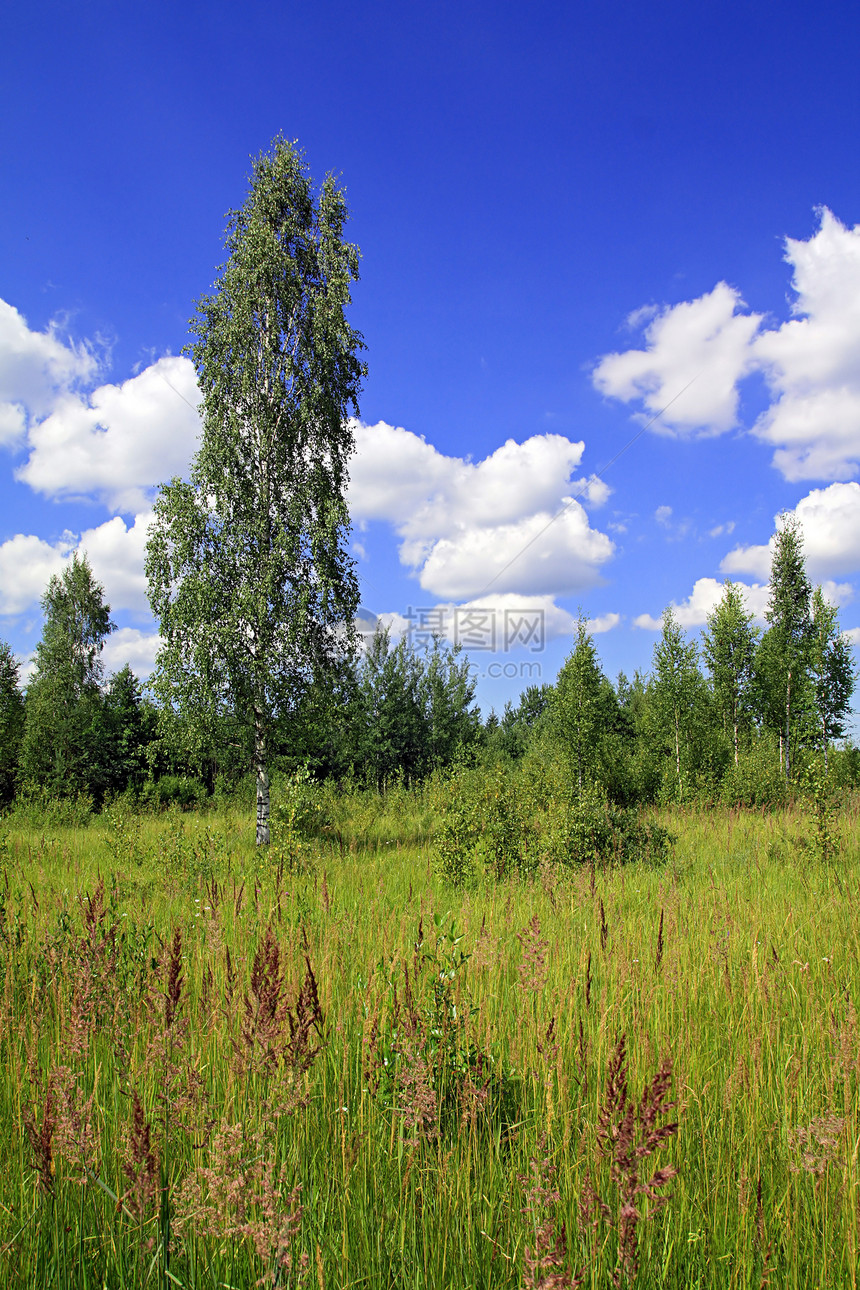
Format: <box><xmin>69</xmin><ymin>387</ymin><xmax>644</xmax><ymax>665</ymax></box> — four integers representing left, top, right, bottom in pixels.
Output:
<box><xmin>20</xmin><ymin>554</ymin><xmax>114</xmax><ymax>798</ymax></box>
<box><xmin>549</xmin><ymin>615</ymin><xmax>605</xmax><ymax>794</ymax></box>
<box><xmin>758</xmin><ymin>515</ymin><xmax>813</xmax><ymax>784</ymax></box>
<box><xmin>0</xmin><ymin>641</ymin><xmax>25</xmax><ymax>805</ymax></box>
<box><xmin>146</xmin><ymin>138</ymin><xmax>365</xmax><ymax>844</ymax></box>
<box><xmin>650</xmin><ymin>608</ymin><xmax>703</xmax><ymax>801</ymax></box>
<box><xmin>701</xmin><ymin>581</ymin><xmax>758</xmax><ymax>766</ymax></box>
<box><xmin>808</xmin><ymin>586</ymin><xmax>856</xmax><ymax>769</ymax></box>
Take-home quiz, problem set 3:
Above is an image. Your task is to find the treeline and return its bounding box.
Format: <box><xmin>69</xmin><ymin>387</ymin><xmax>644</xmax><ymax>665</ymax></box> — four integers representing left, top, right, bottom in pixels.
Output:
<box><xmin>492</xmin><ymin>516</ymin><xmax>857</xmax><ymax>806</ymax></box>
<box><xmin>0</xmin><ymin>553</ymin><xmax>481</xmax><ymax>812</ymax></box>
<box><xmin>0</xmin><ymin>515</ymin><xmax>856</xmax><ymax>814</ymax></box>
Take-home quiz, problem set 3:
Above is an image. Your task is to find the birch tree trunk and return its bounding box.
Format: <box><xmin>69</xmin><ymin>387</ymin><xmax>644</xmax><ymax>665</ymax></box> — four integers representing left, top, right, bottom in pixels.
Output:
<box><xmin>254</xmin><ymin>712</ymin><xmax>270</xmax><ymax>846</ymax></box>
<box><xmin>785</xmin><ymin>667</ymin><xmax>791</xmax><ymax>784</ymax></box>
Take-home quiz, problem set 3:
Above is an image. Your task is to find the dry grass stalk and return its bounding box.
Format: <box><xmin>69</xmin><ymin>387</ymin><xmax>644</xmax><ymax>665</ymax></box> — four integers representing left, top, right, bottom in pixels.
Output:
<box><xmin>518</xmin><ymin>915</ymin><xmax>549</xmax><ymax>993</ymax></box>
<box><xmin>520</xmin><ymin>1136</ymin><xmax>585</xmax><ymax>1289</ymax></box>
<box><xmin>789</xmin><ymin>1115</ymin><xmax>845</xmax><ymax>1182</ymax></box>
<box><xmin>122</xmin><ymin>1090</ymin><xmax>159</xmax><ymax>1223</ymax></box>
<box><xmin>585</xmin><ymin>1034</ymin><xmax>679</xmax><ymax>1286</ymax></box>
<box><xmin>459</xmin><ymin>1051</ymin><xmax>492</xmax><ymax>1132</ymax></box>
<box><xmin>397</xmin><ymin>1038</ymin><xmax>438</xmax><ymax>1142</ymax></box>
<box><xmin>243</xmin><ymin>926</ymin><xmax>286</xmax><ymax>1066</ymax></box>
<box><xmin>23</xmin><ymin>1085</ymin><xmax>55</xmax><ymax>1196</ymax></box>
<box><xmin>174</xmin><ymin>1120</ymin><xmax>308</xmax><ymax>1284</ymax></box>
<box><xmin>46</xmin><ymin>1065</ymin><xmax>97</xmax><ymax>1182</ymax></box>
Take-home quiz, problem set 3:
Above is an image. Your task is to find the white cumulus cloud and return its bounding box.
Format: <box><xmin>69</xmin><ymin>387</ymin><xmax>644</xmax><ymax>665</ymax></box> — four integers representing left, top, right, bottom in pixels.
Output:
<box><xmin>17</xmin><ymin>356</ymin><xmax>201</xmax><ymax>513</ymax></box>
<box><xmin>587</xmin><ymin>611</ymin><xmax>622</xmax><ymax>634</ymax></box>
<box><xmin>593</xmin><ymin>210</ymin><xmax>860</xmax><ymax>483</ymax></box>
<box><xmin>0</xmin><ymin>513</ymin><xmax>153</xmax><ymax>618</ymax></box>
<box><xmin>0</xmin><ymin>300</ymin><xmax>99</xmax><ymax>446</ymax></box>
<box><xmin>593</xmin><ymin>282</ymin><xmax>762</xmax><ymax>435</ymax></box>
<box><xmin>348</xmin><ymin>420</ymin><xmax>615</xmax><ymax>602</ymax></box>
<box><xmin>102</xmin><ymin>627</ymin><xmax>161</xmax><ymax>677</ymax></box>
<box><xmin>722</xmin><ymin>483</ymin><xmax>860</xmax><ymax>581</ymax></box>
<box><xmin>0</xmin><ymin>531</ymin><xmax>75</xmax><ymax>615</ymax></box>
<box><xmin>633</xmin><ymin>577</ymin><xmax>770</xmax><ymax>631</ymax></box>
<box><xmin>752</xmin><ymin>210</ymin><xmax>860</xmax><ymax>480</ymax></box>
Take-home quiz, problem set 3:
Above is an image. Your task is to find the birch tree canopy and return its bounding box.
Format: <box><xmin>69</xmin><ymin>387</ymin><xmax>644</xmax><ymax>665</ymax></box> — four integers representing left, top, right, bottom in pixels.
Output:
<box><xmin>146</xmin><ymin>137</ymin><xmax>365</xmax><ymax>844</ymax></box>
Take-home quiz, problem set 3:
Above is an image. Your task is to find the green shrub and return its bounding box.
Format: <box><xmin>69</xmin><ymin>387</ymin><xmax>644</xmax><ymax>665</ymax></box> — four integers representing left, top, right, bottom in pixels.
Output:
<box><xmin>720</xmin><ymin>738</ymin><xmax>788</xmax><ymax>809</ymax></box>
<box><xmin>10</xmin><ymin>781</ymin><xmax>94</xmax><ymax>828</ymax></box>
<box><xmin>436</xmin><ymin>758</ymin><xmax>673</xmax><ymax>885</ymax></box>
<box><xmin>140</xmin><ymin>774</ymin><xmax>208</xmax><ymax>812</ymax></box>
<box><xmin>435</xmin><ymin>759</ymin><xmax>531</xmax><ymax>886</ymax></box>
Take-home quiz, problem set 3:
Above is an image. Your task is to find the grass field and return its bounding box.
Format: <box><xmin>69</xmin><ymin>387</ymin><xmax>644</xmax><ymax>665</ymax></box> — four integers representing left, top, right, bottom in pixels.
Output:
<box><xmin>1</xmin><ymin>790</ymin><xmax>859</xmax><ymax>1288</ymax></box>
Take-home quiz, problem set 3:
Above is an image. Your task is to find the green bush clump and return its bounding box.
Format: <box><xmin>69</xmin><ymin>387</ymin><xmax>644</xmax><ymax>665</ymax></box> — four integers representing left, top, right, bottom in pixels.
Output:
<box><xmin>10</xmin><ymin>781</ymin><xmax>94</xmax><ymax>827</ymax></box>
<box><xmin>436</xmin><ymin>759</ymin><xmax>673</xmax><ymax>886</ymax></box>
<box><xmin>720</xmin><ymin>738</ymin><xmax>788</xmax><ymax>809</ymax></box>
<box><xmin>435</xmin><ymin>759</ymin><xmax>533</xmax><ymax>886</ymax></box>
<box><xmin>140</xmin><ymin>774</ymin><xmax>209</xmax><ymax>812</ymax></box>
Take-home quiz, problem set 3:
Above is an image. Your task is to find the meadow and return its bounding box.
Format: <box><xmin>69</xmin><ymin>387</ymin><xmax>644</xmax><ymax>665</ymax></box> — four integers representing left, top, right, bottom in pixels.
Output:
<box><xmin>1</xmin><ymin>785</ymin><xmax>859</xmax><ymax>1289</ymax></box>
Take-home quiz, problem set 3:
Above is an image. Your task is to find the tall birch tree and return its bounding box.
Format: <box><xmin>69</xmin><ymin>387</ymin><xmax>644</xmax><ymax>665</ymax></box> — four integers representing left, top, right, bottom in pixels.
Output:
<box><xmin>146</xmin><ymin>138</ymin><xmax>365</xmax><ymax>844</ymax></box>
<box><xmin>808</xmin><ymin>586</ymin><xmax>855</xmax><ymax>768</ymax></box>
<box><xmin>0</xmin><ymin>641</ymin><xmax>25</xmax><ymax>805</ymax></box>
<box><xmin>701</xmin><ymin>581</ymin><xmax>758</xmax><ymax>766</ymax></box>
<box><xmin>758</xmin><ymin>514</ymin><xmax>813</xmax><ymax>784</ymax></box>
<box><xmin>650</xmin><ymin>608</ymin><xmax>703</xmax><ymax>801</ymax></box>
<box><xmin>550</xmin><ymin>615</ymin><xmax>605</xmax><ymax>793</ymax></box>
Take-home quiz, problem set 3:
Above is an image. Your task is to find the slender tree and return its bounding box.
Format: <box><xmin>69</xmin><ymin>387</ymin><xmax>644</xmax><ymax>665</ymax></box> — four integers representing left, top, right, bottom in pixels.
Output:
<box><xmin>492</xmin><ymin>684</ymin><xmax>554</xmax><ymax>761</ymax></box>
<box><xmin>549</xmin><ymin>615</ymin><xmax>605</xmax><ymax>793</ymax></box>
<box><xmin>701</xmin><ymin>581</ymin><xmax>758</xmax><ymax>766</ymax></box>
<box><xmin>354</xmin><ymin>628</ymin><xmax>426</xmax><ymax>788</ymax></box>
<box><xmin>758</xmin><ymin>515</ymin><xmax>813</xmax><ymax>783</ymax></box>
<box><xmin>420</xmin><ymin>637</ymin><xmax>480</xmax><ymax>772</ymax></box>
<box><xmin>650</xmin><ymin>608</ymin><xmax>703</xmax><ymax>801</ymax></box>
<box><xmin>0</xmin><ymin>641</ymin><xmax>25</xmax><ymax>805</ymax></box>
<box><xmin>146</xmin><ymin>138</ymin><xmax>365</xmax><ymax>843</ymax></box>
<box><xmin>808</xmin><ymin>586</ymin><xmax>856</xmax><ymax>768</ymax></box>
<box><xmin>20</xmin><ymin>554</ymin><xmax>114</xmax><ymax>797</ymax></box>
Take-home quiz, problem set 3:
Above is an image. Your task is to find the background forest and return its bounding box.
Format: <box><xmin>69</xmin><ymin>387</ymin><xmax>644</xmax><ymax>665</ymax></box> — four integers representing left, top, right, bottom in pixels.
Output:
<box><xmin>0</xmin><ymin>510</ymin><xmax>854</xmax><ymax>829</ymax></box>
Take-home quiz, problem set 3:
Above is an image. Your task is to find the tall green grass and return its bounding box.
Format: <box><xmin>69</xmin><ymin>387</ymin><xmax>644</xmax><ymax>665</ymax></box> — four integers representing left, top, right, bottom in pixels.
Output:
<box><xmin>1</xmin><ymin>793</ymin><xmax>859</xmax><ymax>1287</ymax></box>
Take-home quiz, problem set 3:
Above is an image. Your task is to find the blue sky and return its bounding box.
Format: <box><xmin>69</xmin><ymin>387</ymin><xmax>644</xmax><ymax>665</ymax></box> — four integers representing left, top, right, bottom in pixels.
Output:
<box><xmin>2</xmin><ymin>0</ymin><xmax>860</xmax><ymax>716</ymax></box>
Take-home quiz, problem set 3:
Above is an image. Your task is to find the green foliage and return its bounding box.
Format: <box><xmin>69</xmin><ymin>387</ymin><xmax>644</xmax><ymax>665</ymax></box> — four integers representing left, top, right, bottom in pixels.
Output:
<box><xmin>435</xmin><ymin>754</ymin><xmax>673</xmax><ymax>885</ymax></box>
<box><xmin>803</xmin><ymin>754</ymin><xmax>840</xmax><ymax>866</ymax></box>
<box><xmin>0</xmin><ymin>640</ymin><xmax>24</xmax><ymax>806</ymax></box>
<box><xmin>140</xmin><ymin>775</ymin><xmax>209</xmax><ymax>812</ymax></box>
<box><xmin>757</xmin><ymin>514</ymin><xmax>815</xmax><ymax>782</ymax></box>
<box><xmin>10</xmin><ymin>780</ymin><xmax>95</xmax><ymax>827</ymax></box>
<box><xmin>487</xmin><ymin>683</ymin><xmax>553</xmax><ymax>761</ymax></box>
<box><xmin>435</xmin><ymin>758</ymin><xmax>529</xmax><ymax>886</ymax></box>
<box><xmin>808</xmin><ymin>586</ymin><xmax>856</xmax><ymax>761</ymax></box>
<box><xmin>146</xmin><ymin>136</ymin><xmax>365</xmax><ymax>845</ymax></box>
<box><xmin>367</xmin><ymin>913</ymin><xmax>519</xmax><ymax>1140</ymax></box>
<box><xmin>536</xmin><ymin>779</ymin><xmax>674</xmax><ymax>871</ymax></box>
<box><xmin>719</xmin><ymin>734</ymin><xmax>788</xmax><ymax>808</ymax></box>
<box><xmin>349</xmin><ymin>629</ymin><xmax>480</xmax><ymax>789</ymax></box>
<box><xmin>702</xmin><ymin>580</ymin><xmax>758</xmax><ymax>764</ymax></box>
<box><xmin>100</xmin><ymin>664</ymin><xmax>155</xmax><ymax>795</ymax></box>
<box><xmin>269</xmin><ymin>765</ymin><xmax>325</xmax><ymax>873</ymax></box>
<box><xmin>19</xmin><ymin>553</ymin><xmax>114</xmax><ymax>800</ymax></box>
<box><xmin>649</xmin><ymin>609</ymin><xmax>708</xmax><ymax>801</ymax></box>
